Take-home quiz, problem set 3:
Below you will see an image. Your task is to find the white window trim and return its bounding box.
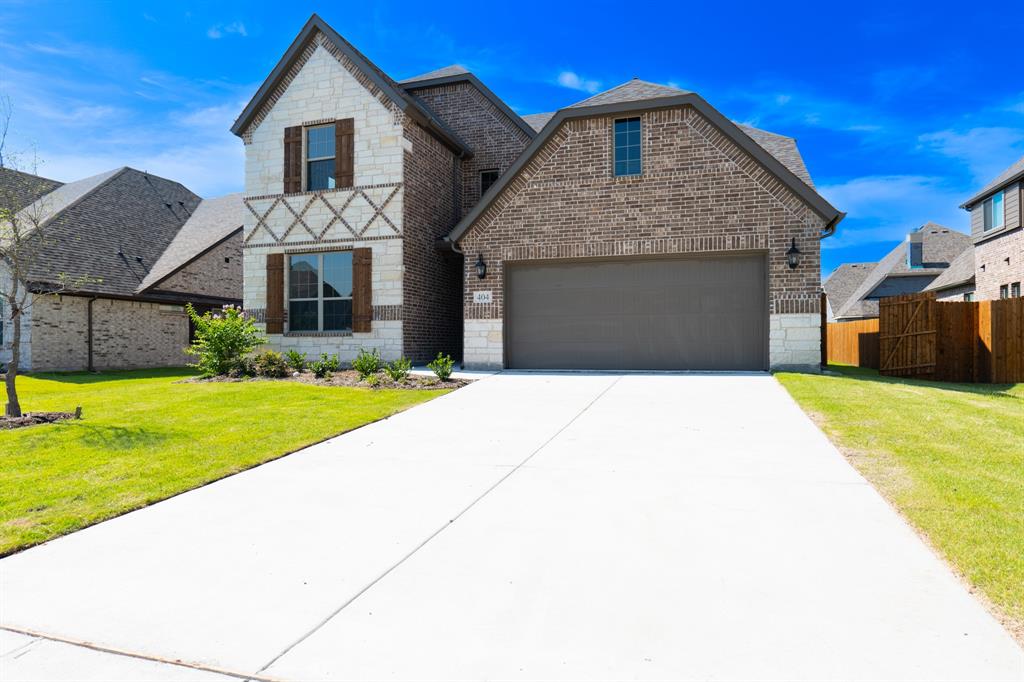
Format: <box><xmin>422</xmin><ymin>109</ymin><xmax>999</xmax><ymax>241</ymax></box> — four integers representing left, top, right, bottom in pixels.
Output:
<box><xmin>287</xmin><ymin>252</ymin><xmax>352</xmax><ymax>332</ymax></box>
<box><xmin>305</xmin><ymin>124</ymin><xmax>336</xmax><ymax>192</ymax></box>
<box><xmin>983</xmin><ymin>191</ymin><xmax>1005</xmax><ymax>231</ymax></box>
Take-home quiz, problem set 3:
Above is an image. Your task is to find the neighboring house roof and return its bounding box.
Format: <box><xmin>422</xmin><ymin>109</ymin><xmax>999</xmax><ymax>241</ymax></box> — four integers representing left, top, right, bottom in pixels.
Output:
<box><xmin>522</xmin><ymin>112</ymin><xmax>556</xmax><ymax>132</ymax></box>
<box><xmin>962</xmin><ymin>154</ymin><xmax>1024</xmax><ymax>209</ymax></box>
<box><xmin>400</xmin><ymin>66</ymin><xmax>538</xmax><ymax>140</ymax></box>
<box><xmin>823</xmin><ymin>262</ymin><xmax>876</xmax><ymax>315</ymax></box>
<box><xmin>447</xmin><ymin>79</ymin><xmax>843</xmax><ymax>244</ymax></box>
<box><xmin>14</xmin><ymin>167</ymin><xmax>122</xmax><ymax>229</ymax></box>
<box><xmin>834</xmin><ymin>224</ymin><xmax>971</xmax><ymax>319</ymax></box>
<box><xmin>138</xmin><ymin>193</ymin><xmax>245</xmax><ymax>293</ymax></box>
<box><xmin>231</xmin><ymin>14</ymin><xmax>472</xmax><ymax>158</ymax></box>
<box><xmin>0</xmin><ymin>167</ymin><xmax>63</xmax><ymax>213</ymax></box>
<box><xmin>22</xmin><ymin>167</ymin><xmax>204</xmax><ymax>298</ymax></box>
<box><xmin>923</xmin><ymin>248</ymin><xmax>975</xmax><ymax>292</ymax></box>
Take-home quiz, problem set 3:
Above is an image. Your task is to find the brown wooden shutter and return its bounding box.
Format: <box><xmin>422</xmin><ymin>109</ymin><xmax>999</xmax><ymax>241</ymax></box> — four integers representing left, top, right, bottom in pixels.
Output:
<box><xmin>266</xmin><ymin>253</ymin><xmax>285</xmax><ymax>334</ymax></box>
<box><xmin>336</xmin><ymin>118</ymin><xmax>354</xmax><ymax>189</ymax></box>
<box><xmin>283</xmin><ymin>126</ymin><xmax>302</xmax><ymax>194</ymax></box>
<box><xmin>352</xmin><ymin>247</ymin><xmax>372</xmax><ymax>333</ymax></box>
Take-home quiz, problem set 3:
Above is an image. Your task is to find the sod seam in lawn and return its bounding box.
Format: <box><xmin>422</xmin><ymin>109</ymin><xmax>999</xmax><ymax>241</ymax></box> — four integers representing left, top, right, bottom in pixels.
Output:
<box><xmin>0</xmin><ymin>368</ymin><xmax>449</xmax><ymax>556</ymax></box>
<box><xmin>777</xmin><ymin>366</ymin><xmax>1024</xmax><ymax>638</ymax></box>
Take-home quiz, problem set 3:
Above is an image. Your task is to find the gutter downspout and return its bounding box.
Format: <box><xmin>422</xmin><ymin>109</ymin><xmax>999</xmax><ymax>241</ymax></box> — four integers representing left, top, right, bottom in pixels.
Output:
<box><xmin>87</xmin><ymin>297</ymin><xmax>97</xmax><ymax>372</ymax></box>
<box><xmin>820</xmin><ymin>212</ymin><xmax>846</xmax><ymax>240</ymax></box>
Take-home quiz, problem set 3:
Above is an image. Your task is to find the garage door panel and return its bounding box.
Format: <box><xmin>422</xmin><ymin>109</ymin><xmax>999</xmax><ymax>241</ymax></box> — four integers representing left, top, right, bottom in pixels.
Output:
<box><xmin>506</xmin><ymin>254</ymin><xmax>767</xmax><ymax>371</ymax></box>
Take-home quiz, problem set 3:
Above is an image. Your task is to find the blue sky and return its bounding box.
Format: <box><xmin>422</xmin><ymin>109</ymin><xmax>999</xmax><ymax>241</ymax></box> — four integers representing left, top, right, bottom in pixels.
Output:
<box><xmin>1</xmin><ymin>0</ymin><xmax>1022</xmax><ymax>275</ymax></box>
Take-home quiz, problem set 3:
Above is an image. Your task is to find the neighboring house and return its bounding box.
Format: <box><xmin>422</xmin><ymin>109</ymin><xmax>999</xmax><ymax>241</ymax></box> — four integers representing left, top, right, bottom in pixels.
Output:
<box><xmin>961</xmin><ymin>155</ymin><xmax>1023</xmax><ymax>300</ymax></box>
<box><xmin>923</xmin><ymin>248</ymin><xmax>976</xmax><ymax>302</ymax></box>
<box><xmin>0</xmin><ymin>166</ymin><xmax>244</xmax><ymax>371</ymax></box>
<box><xmin>236</xmin><ymin>14</ymin><xmax>842</xmax><ymax>372</ymax></box>
<box><xmin>824</xmin><ymin>223</ymin><xmax>971</xmax><ymax>320</ymax></box>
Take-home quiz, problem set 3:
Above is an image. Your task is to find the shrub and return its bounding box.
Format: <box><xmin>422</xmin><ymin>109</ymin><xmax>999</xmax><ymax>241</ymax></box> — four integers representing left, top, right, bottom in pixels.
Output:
<box><xmin>284</xmin><ymin>349</ymin><xmax>307</xmax><ymax>372</ymax></box>
<box><xmin>254</xmin><ymin>350</ymin><xmax>289</xmax><ymax>378</ymax></box>
<box><xmin>427</xmin><ymin>352</ymin><xmax>454</xmax><ymax>381</ymax></box>
<box><xmin>311</xmin><ymin>353</ymin><xmax>340</xmax><ymax>379</ymax></box>
<box><xmin>185</xmin><ymin>305</ymin><xmax>264</xmax><ymax>377</ymax></box>
<box><xmin>383</xmin><ymin>357</ymin><xmax>412</xmax><ymax>382</ymax></box>
<box><xmin>352</xmin><ymin>348</ymin><xmax>381</xmax><ymax>379</ymax></box>
<box><xmin>364</xmin><ymin>373</ymin><xmax>380</xmax><ymax>387</ymax></box>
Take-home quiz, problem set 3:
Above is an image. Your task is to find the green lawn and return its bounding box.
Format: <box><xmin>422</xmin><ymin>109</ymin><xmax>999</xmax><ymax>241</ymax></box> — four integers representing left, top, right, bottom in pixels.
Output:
<box><xmin>0</xmin><ymin>369</ymin><xmax>447</xmax><ymax>555</ymax></box>
<box><xmin>777</xmin><ymin>366</ymin><xmax>1024</xmax><ymax>635</ymax></box>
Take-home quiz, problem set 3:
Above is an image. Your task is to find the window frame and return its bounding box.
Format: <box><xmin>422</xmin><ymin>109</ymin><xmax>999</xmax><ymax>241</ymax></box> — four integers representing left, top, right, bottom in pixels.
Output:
<box><xmin>999</xmin><ymin>284</ymin><xmax>1009</xmax><ymax>299</ymax></box>
<box><xmin>287</xmin><ymin>251</ymin><xmax>353</xmax><ymax>333</ymax></box>
<box><xmin>479</xmin><ymin>169</ymin><xmax>500</xmax><ymax>196</ymax></box>
<box><xmin>983</xmin><ymin>191</ymin><xmax>1005</xmax><ymax>231</ymax></box>
<box><xmin>305</xmin><ymin>124</ymin><xmax>337</xmax><ymax>192</ymax></box>
<box><xmin>613</xmin><ymin>117</ymin><xmax>642</xmax><ymax>177</ymax></box>
<box><xmin>963</xmin><ymin>292</ymin><xmax>974</xmax><ymax>302</ymax></box>
<box><xmin>1012</xmin><ymin>282</ymin><xmax>1021</xmax><ymax>299</ymax></box>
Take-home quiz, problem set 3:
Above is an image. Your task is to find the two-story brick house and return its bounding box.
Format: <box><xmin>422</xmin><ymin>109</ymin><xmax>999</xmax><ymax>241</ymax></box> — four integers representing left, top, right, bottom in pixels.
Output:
<box><xmin>235</xmin><ymin>15</ymin><xmax>842</xmax><ymax>371</ymax></box>
<box><xmin>961</xmin><ymin>155</ymin><xmax>1023</xmax><ymax>300</ymax></box>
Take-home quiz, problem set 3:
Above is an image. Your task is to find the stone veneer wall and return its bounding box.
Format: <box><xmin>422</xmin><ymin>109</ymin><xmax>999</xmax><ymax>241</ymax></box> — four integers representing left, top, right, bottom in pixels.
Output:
<box><xmin>974</xmin><ymin>228</ymin><xmax>1022</xmax><ymax>300</ymax></box>
<box><xmin>155</xmin><ymin>236</ymin><xmax>243</xmax><ymax>301</ymax></box>
<box><xmin>458</xmin><ymin>106</ymin><xmax>826</xmax><ymax>370</ymax></box>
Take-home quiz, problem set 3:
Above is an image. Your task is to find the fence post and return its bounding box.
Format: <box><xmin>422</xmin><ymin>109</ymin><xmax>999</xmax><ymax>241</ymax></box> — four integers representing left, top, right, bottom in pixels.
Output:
<box><xmin>820</xmin><ymin>291</ymin><xmax>827</xmax><ymax>369</ymax></box>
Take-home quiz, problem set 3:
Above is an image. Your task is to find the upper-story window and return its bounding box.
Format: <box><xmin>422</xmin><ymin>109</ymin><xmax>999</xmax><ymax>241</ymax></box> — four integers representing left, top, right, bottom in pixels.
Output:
<box><xmin>983</xmin><ymin>191</ymin><xmax>1004</xmax><ymax>231</ymax></box>
<box><xmin>288</xmin><ymin>251</ymin><xmax>352</xmax><ymax>332</ymax></box>
<box><xmin>307</xmin><ymin>125</ymin><xmax>337</xmax><ymax>191</ymax></box>
<box><xmin>614</xmin><ymin>117</ymin><xmax>642</xmax><ymax>177</ymax></box>
<box><xmin>480</xmin><ymin>169</ymin><xmax>500</xmax><ymax>195</ymax></box>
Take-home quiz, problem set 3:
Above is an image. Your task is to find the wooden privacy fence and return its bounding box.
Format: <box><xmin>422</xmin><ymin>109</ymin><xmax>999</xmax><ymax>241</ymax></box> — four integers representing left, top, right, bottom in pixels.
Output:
<box><xmin>878</xmin><ymin>293</ymin><xmax>1024</xmax><ymax>383</ymax></box>
<box><xmin>826</xmin><ymin>319</ymin><xmax>880</xmax><ymax>369</ymax></box>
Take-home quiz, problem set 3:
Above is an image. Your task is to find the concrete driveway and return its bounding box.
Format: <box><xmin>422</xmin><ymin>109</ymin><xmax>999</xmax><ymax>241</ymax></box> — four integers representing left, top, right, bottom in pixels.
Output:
<box><xmin>2</xmin><ymin>373</ymin><xmax>1021</xmax><ymax>681</ymax></box>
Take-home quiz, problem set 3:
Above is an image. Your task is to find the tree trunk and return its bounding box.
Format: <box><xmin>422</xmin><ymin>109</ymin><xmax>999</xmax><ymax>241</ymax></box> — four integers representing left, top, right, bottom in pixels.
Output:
<box><xmin>5</xmin><ymin>305</ymin><xmax>22</xmax><ymax>418</ymax></box>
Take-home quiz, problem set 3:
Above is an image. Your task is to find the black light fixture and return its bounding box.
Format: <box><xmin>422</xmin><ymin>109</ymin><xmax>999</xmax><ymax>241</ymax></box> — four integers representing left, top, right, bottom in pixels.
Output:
<box><xmin>475</xmin><ymin>254</ymin><xmax>487</xmax><ymax>279</ymax></box>
<box><xmin>786</xmin><ymin>238</ymin><xmax>801</xmax><ymax>269</ymax></box>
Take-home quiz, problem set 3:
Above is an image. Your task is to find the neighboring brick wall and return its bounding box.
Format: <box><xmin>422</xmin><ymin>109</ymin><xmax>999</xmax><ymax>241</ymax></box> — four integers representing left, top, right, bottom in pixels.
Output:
<box><xmin>410</xmin><ymin>81</ymin><xmax>532</xmax><ymax>216</ymax></box>
<box><xmin>974</xmin><ymin>227</ymin><xmax>1023</xmax><ymax>300</ymax></box>
<box><xmin>155</xmin><ymin>235</ymin><xmax>243</xmax><ymax>301</ymax></box>
<box><xmin>401</xmin><ymin>121</ymin><xmax>463</xmax><ymax>363</ymax></box>
<box><xmin>935</xmin><ymin>283</ymin><xmax>977</xmax><ymax>302</ymax></box>
<box><xmin>457</xmin><ymin>105</ymin><xmax>826</xmax><ymax>368</ymax></box>
<box><xmin>28</xmin><ymin>294</ymin><xmax>189</xmax><ymax>371</ymax></box>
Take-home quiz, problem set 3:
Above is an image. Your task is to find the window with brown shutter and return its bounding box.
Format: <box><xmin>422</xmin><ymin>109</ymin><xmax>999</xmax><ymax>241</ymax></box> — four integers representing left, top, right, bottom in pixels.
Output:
<box><xmin>283</xmin><ymin>126</ymin><xmax>302</xmax><ymax>194</ymax></box>
<box><xmin>265</xmin><ymin>253</ymin><xmax>285</xmax><ymax>334</ymax></box>
<box><xmin>352</xmin><ymin>247</ymin><xmax>372</xmax><ymax>333</ymax></box>
<box><xmin>336</xmin><ymin>118</ymin><xmax>354</xmax><ymax>189</ymax></box>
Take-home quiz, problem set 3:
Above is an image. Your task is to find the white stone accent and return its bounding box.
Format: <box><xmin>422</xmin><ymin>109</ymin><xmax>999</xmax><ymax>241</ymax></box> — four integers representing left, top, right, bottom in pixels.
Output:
<box><xmin>769</xmin><ymin>313</ymin><xmax>821</xmax><ymax>370</ymax></box>
<box><xmin>0</xmin><ymin>264</ymin><xmax>33</xmax><ymax>371</ymax></box>
<box><xmin>463</xmin><ymin>319</ymin><xmax>503</xmax><ymax>370</ymax></box>
<box><xmin>266</xmin><ymin>320</ymin><xmax>403</xmax><ymax>364</ymax></box>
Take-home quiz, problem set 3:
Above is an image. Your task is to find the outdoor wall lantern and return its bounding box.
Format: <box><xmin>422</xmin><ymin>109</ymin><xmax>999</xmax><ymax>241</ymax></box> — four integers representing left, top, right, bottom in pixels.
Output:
<box><xmin>786</xmin><ymin>238</ymin><xmax>801</xmax><ymax>269</ymax></box>
<box><xmin>475</xmin><ymin>254</ymin><xmax>487</xmax><ymax>279</ymax></box>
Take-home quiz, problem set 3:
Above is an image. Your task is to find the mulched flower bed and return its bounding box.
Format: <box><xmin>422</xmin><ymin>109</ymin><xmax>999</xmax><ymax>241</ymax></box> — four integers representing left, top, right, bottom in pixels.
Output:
<box><xmin>183</xmin><ymin>369</ymin><xmax>470</xmax><ymax>391</ymax></box>
<box><xmin>0</xmin><ymin>411</ymin><xmax>77</xmax><ymax>430</ymax></box>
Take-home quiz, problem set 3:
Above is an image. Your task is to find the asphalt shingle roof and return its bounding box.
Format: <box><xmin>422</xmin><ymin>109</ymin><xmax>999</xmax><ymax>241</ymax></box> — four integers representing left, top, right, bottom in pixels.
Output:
<box><xmin>963</xmin><ymin>154</ymin><xmax>1024</xmax><ymax>208</ymax></box>
<box><xmin>522</xmin><ymin>112</ymin><xmax>556</xmax><ymax>132</ymax></box>
<box><xmin>399</xmin><ymin>64</ymin><xmax>470</xmax><ymax>84</ymax></box>
<box><xmin>923</xmin><ymin>247</ymin><xmax>975</xmax><ymax>292</ymax></box>
<box><xmin>736</xmin><ymin>125</ymin><xmax>813</xmax><ymax>187</ymax></box>
<box><xmin>15</xmin><ymin>167</ymin><xmax>123</xmax><ymax>230</ymax></box>
<box><xmin>568</xmin><ymin>79</ymin><xmax>692</xmax><ymax>108</ymax></box>
<box><xmin>0</xmin><ymin>167</ymin><xmax>63</xmax><ymax>213</ymax></box>
<box><xmin>823</xmin><ymin>262</ymin><xmax>876</xmax><ymax>315</ymax></box>
<box><xmin>138</xmin><ymin>193</ymin><xmax>245</xmax><ymax>293</ymax></box>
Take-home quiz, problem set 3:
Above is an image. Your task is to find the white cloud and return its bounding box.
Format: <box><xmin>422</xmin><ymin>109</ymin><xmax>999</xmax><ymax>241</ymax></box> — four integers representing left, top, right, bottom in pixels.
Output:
<box><xmin>557</xmin><ymin>71</ymin><xmax>601</xmax><ymax>94</ymax></box>
<box><xmin>918</xmin><ymin>126</ymin><xmax>1024</xmax><ymax>183</ymax></box>
<box><xmin>207</xmin><ymin>21</ymin><xmax>247</xmax><ymax>39</ymax></box>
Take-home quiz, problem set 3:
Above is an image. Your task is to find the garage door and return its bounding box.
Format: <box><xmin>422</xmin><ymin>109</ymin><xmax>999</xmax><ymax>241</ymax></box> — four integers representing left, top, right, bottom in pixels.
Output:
<box><xmin>505</xmin><ymin>254</ymin><xmax>767</xmax><ymax>370</ymax></box>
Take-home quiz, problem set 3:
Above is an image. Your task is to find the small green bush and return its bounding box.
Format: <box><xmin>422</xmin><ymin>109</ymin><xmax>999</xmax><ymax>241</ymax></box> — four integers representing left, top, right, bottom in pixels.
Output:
<box><xmin>311</xmin><ymin>353</ymin><xmax>340</xmax><ymax>379</ymax></box>
<box><xmin>284</xmin><ymin>349</ymin><xmax>307</xmax><ymax>372</ymax></box>
<box><xmin>352</xmin><ymin>348</ymin><xmax>381</xmax><ymax>379</ymax></box>
<box><xmin>364</xmin><ymin>373</ymin><xmax>380</xmax><ymax>387</ymax></box>
<box><xmin>427</xmin><ymin>352</ymin><xmax>454</xmax><ymax>381</ymax></box>
<box><xmin>254</xmin><ymin>350</ymin><xmax>289</xmax><ymax>378</ymax></box>
<box><xmin>383</xmin><ymin>357</ymin><xmax>412</xmax><ymax>382</ymax></box>
<box><xmin>185</xmin><ymin>305</ymin><xmax>265</xmax><ymax>377</ymax></box>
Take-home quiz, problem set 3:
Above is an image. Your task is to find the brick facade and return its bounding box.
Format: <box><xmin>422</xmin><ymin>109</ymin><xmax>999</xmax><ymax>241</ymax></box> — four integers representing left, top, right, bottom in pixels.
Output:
<box><xmin>457</xmin><ymin>106</ymin><xmax>826</xmax><ymax>369</ymax></box>
<box><xmin>155</xmin><ymin>237</ymin><xmax>243</xmax><ymax>300</ymax></box>
<box><xmin>974</xmin><ymin>228</ymin><xmax>1023</xmax><ymax>300</ymax></box>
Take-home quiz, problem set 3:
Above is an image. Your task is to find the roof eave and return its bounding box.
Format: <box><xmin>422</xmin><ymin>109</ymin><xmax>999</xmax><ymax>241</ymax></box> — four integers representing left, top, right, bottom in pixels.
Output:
<box><xmin>448</xmin><ymin>93</ymin><xmax>842</xmax><ymax>244</ymax></box>
<box><xmin>961</xmin><ymin>168</ymin><xmax>1024</xmax><ymax>210</ymax></box>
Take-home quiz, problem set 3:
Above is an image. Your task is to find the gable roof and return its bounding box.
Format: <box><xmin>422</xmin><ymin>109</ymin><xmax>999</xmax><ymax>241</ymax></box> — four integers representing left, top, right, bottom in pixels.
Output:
<box><xmin>138</xmin><ymin>193</ymin><xmax>245</xmax><ymax>293</ymax></box>
<box><xmin>400</xmin><ymin>67</ymin><xmax>538</xmax><ymax>140</ymax></box>
<box><xmin>447</xmin><ymin>81</ymin><xmax>843</xmax><ymax>244</ymax></box>
<box><xmin>14</xmin><ymin>167</ymin><xmax>123</xmax><ymax>230</ymax></box>
<box><xmin>834</xmin><ymin>223</ymin><xmax>971</xmax><ymax>319</ymax></box>
<box><xmin>231</xmin><ymin>14</ymin><xmax>472</xmax><ymax>157</ymax></box>
<box><xmin>0</xmin><ymin>167</ymin><xmax>63</xmax><ymax>213</ymax></box>
<box><xmin>962</xmin><ymin>154</ymin><xmax>1024</xmax><ymax>209</ymax></box>
<box><xmin>522</xmin><ymin>112</ymin><xmax>556</xmax><ymax>132</ymax></box>
<box><xmin>923</xmin><ymin>247</ymin><xmax>975</xmax><ymax>292</ymax></box>
<box><xmin>823</xmin><ymin>262</ymin><xmax>876</xmax><ymax>314</ymax></box>
<box><xmin>21</xmin><ymin>167</ymin><xmax>204</xmax><ymax>298</ymax></box>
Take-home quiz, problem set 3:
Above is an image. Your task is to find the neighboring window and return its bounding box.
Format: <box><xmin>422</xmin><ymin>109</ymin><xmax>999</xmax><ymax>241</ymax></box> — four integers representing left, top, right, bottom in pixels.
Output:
<box><xmin>288</xmin><ymin>252</ymin><xmax>353</xmax><ymax>332</ymax></box>
<box><xmin>614</xmin><ymin>117</ymin><xmax>642</xmax><ymax>177</ymax></box>
<box><xmin>306</xmin><ymin>125</ymin><xmax>336</xmax><ymax>191</ymax></box>
<box><xmin>1012</xmin><ymin>282</ymin><xmax>1022</xmax><ymax>298</ymax></box>
<box><xmin>963</xmin><ymin>292</ymin><xmax>974</xmax><ymax>302</ymax></box>
<box><xmin>999</xmin><ymin>284</ymin><xmax>1009</xmax><ymax>299</ymax></box>
<box><xmin>983</xmin><ymin>191</ymin><xmax>1005</xmax><ymax>231</ymax></box>
<box><xmin>480</xmin><ymin>169</ymin><xmax>500</xmax><ymax>195</ymax></box>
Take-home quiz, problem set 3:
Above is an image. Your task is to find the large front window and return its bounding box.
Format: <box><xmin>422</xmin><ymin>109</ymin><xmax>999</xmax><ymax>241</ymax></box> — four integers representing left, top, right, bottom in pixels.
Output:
<box><xmin>306</xmin><ymin>125</ymin><xmax>336</xmax><ymax>191</ymax></box>
<box><xmin>614</xmin><ymin>117</ymin><xmax>642</xmax><ymax>177</ymax></box>
<box><xmin>983</xmin><ymin>191</ymin><xmax>1004</xmax><ymax>231</ymax></box>
<box><xmin>288</xmin><ymin>252</ymin><xmax>352</xmax><ymax>332</ymax></box>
